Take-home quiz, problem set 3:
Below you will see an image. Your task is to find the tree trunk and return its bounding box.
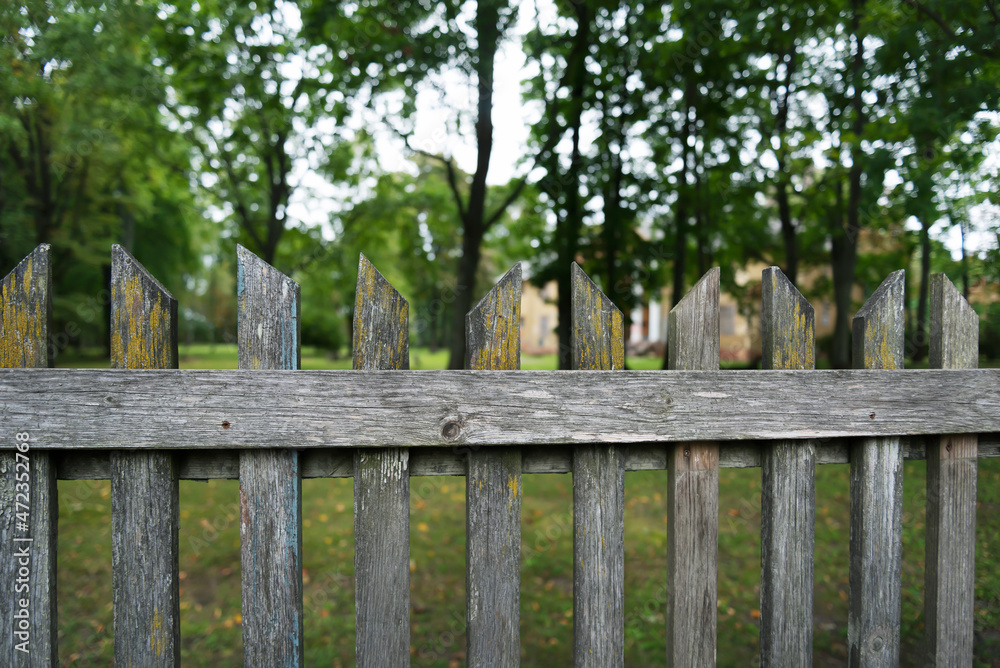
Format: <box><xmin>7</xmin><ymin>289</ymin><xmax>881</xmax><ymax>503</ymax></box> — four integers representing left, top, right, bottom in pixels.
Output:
<box><xmin>830</xmin><ymin>213</ymin><xmax>856</xmax><ymax>368</ymax></box>
<box><xmin>775</xmin><ymin>48</ymin><xmax>798</xmax><ymax>285</ymax></box>
<box><xmin>959</xmin><ymin>217</ymin><xmax>969</xmax><ymax>299</ymax></box>
<box><xmin>447</xmin><ymin>225</ymin><xmax>483</xmax><ymax>368</ymax></box>
<box><xmin>777</xmin><ymin>175</ymin><xmax>797</xmax><ymax>285</ymax></box>
<box><xmin>662</xmin><ymin>81</ymin><xmax>693</xmax><ymax>369</ymax></box>
<box><xmin>830</xmin><ymin>0</ymin><xmax>867</xmax><ymax>369</ymax></box>
<box><xmin>603</xmin><ymin>152</ymin><xmax>628</xmax><ymax>319</ymax></box>
<box><xmin>553</xmin><ymin>1</ymin><xmax>590</xmax><ymax>370</ymax></box>
<box><xmin>446</xmin><ymin>0</ymin><xmax>501</xmax><ymax>369</ymax></box>
<box><xmin>913</xmin><ymin>218</ymin><xmax>931</xmax><ymax>362</ymax></box>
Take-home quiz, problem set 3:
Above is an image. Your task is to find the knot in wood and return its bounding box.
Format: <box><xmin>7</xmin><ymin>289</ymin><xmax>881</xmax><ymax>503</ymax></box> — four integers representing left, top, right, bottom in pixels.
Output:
<box><xmin>441</xmin><ymin>421</ymin><xmax>461</xmax><ymax>440</ymax></box>
<box><xmin>221</xmin><ymin>420</ymin><xmax>231</xmax><ymax>429</ymax></box>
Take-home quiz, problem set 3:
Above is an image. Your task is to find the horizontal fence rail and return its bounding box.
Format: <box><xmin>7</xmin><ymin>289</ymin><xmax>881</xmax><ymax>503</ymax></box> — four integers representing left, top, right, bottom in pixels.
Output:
<box><xmin>0</xmin><ymin>369</ymin><xmax>998</xmax><ymax>447</ymax></box>
<box><xmin>2</xmin><ymin>243</ymin><xmax>998</xmax><ymax>667</ymax></box>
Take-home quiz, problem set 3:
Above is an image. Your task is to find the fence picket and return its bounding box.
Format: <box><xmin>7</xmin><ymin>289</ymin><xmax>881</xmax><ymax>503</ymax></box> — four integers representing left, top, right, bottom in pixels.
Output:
<box><xmin>570</xmin><ymin>263</ymin><xmax>625</xmax><ymax>668</ymax></box>
<box><xmin>665</xmin><ymin>267</ymin><xmax>720</xmax><ymax>667</ymax></box>
<box><xmin>924</xmin><ymin>273</ymin><xmax>978</xmax><ymax>664</ymax></box>
<box><xmin>848</xmin><ymin>269</ymin><xmax>905</xmax><ymax>666</ymax></box>
<box><xmin>0</xmin><ymin>244</ymin><xmax>57</xmax><ymax>667</ymax></box>
<box><xmin>236</xmin><ymin>245</ymin><xmax>304</xmax><ymax>667</ymax></box>
<box><xmin>109</xmin><ymin>245</ymin><xmax>181</xmax><ymax>667</ymax></box>
<box><xmin>759</xmin><ymin>266</ymin><xmax>816</xmax><ymax>666</ymax></box>
<box><xmin>466</xmin><ymin>263</ymin><xmax>522</xmax><ymax>668</ymax></box>
<box><xmin>353</xmin><ymin>254</ymin><xmax>411</xmax><ymax>667</ymax></box>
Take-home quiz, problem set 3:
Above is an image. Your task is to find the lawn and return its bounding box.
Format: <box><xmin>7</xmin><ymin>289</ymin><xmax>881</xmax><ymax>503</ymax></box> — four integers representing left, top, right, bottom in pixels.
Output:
<box><xmin>54</xmin><ymin>345</ymin><xmax>1000</xmax><ymax>666</ymax></box>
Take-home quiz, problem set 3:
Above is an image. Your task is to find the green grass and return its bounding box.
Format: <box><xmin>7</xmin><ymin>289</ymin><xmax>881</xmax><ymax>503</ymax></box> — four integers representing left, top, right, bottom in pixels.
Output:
<box><xmin>53</xmin><ymin>346</ymin><xmax>1000</xmax><ymax>665</ymax></box>
<box><xmin>57</xmin><ymin>343</ymin><xmax>667</xmax><ymax>370</ymax></box>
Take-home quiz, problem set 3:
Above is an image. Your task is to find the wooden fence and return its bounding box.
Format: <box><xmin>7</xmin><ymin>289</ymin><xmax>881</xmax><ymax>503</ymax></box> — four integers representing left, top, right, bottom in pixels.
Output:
<box><xmin>1</xmin><ymin>243</ymin><xmax>999</xmax><ymax>667</ymax></box>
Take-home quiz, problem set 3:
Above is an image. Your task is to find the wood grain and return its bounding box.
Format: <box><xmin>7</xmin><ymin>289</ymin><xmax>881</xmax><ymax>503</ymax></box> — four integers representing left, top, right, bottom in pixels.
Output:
<box><xmin>1</xmin><ymin>368</ymin><xmax>998</xmax><ymax>448</ymax></box>
<box><xmin>665</xmin><ymin>268</ymin><xmax>719</xmax><ymax>667</ymax></box>
<box><xmin>849</xmin><ymin>270</ymin><xmax>905</xmax><ymax>666</ymax></box>
<box><xmin>0</xmin><ymin>244</ymin><xmax>57</xmax><ymax>667</ymax></box>
<box><xmin>352</xmin><ymin>254</ymin><xmax>411</xmax><ymax>667</ymax></box>
<box><xmin>924</xmin><ymin>273</ymin><xmax>978</xmax><ymax>665</ymax></box>
<box><xmin>570</xmin><ymin>263</ymin><xmax>625</xmax><ymax>667</ymax></box>
<box><xmin>759</xmin><ymin>266</ymin><xmax>815</xmax><ymax>666</ymax></box>
<box><xmin>109</xmin><ymin>245</ymin><xmax>181</xmax><ymax>667</ymax></box>
<box><xmin>236</xmin><ymin>245</ymin><xmax>304</xmax><ymax>667</ymax></box>
<box><xmin>466</xmin><ymin>264</ymin><xmax>521</xmax><ymax>668</ymax></box>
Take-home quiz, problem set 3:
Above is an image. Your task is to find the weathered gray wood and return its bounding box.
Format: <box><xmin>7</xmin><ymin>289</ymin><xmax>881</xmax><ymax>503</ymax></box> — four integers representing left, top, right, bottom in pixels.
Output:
<box><xmin>760</xmin><ymin>266</ymin><xmax>815</xmax><ymax>667</ymax></box>
<box><xmin>236</xmin><ymin>245</ymin><xmax>304</xmax><ymax>667</ymax></box>
<box><xmin>2</xmin><ymin>369</ymin><xmax>1000</xmax><ymax>448</ymax></box>
<box><xmin>668</xmin><ymin>267</ymin><xmax>720</xmax><ymax>372</ymax></box>
<box><xmin>0</xmin><ymin>245</ymin><xmax>57</xmax><ymax>668</ymax></box>
<box><xmin>352</xmin><ymin>254</ymin><xmax>410</xmax><ymax>667</ymax></box>
<box><xmin>924</xmin><ymin>273</ymin><xmax>978</xmax><ymax>665</ymax></box>
<box><xmin>466</xmin><ymin>264</ymin><xmax>522</xmax><ymax>668</ymax></box>
<box><xmin>109</xmin><ymin>245</ymin><xmax>181</xmax><ymax>667</ymax></box>
<box><xmin>570</xmin><ymin>263</ymin><xmax>625</xmax><ymax>668</ymax></box>
<box><xmin>929</xmin><ymin>273</ymin><xmax>978</xmax><ymax>371</ymax></box>
<box><xmin>665</xmin><ymin>267</ymin><xmax>719</xmax><ymax>667</ymax></box>
<box><xmin>849</xmin><ymin>270</ymin><xmax>905</xmax><ymax>667</ymax></box>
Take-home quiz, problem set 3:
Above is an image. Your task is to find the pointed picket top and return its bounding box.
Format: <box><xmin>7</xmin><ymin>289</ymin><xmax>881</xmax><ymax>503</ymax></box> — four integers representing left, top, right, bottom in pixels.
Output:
<box><xmin>466</xmin><ymin>263</ymin><xmax>521</xmax><ymax>371</ymax></box>
<box><xmin>571</xmin><ymin>262</ymin><xmax>624</xmax><ymax>371</ymax></box>
<box><xmin>668</xmin><ymin>267</ymin><xmax>720</xmax><ymax>371</ymax></box>
<box><xmin>852</xmin><ymin>270</ymin><xmax>905</xmax><ymax>370</ymax></box>
<box><xmin>353</xmin><ymin>253</ymin><xmax>409</xmax><ymax>371</ymax></box>
<box><xmin>930</xmin><ymin>273</ymin><xmax>978</xmax><ymax>371</ymax></box>
<box><xmin>236</xmin><ymin>244</ymin><xmax>300</xmax><ymax>371</ymax></box>
<box><xmin>1</xmin><ymin>244</ymin><xmax>51</xmax><ymax>368</ymax></box>
<box><xmin>762</xmin><ymin>266</ymin><xmax>815</xmax><ymax>370</ymax></box>
<box><xmin>110</xmin><ymin>245</ymin><xmax>178</xmax><ymax>370</ymax></box>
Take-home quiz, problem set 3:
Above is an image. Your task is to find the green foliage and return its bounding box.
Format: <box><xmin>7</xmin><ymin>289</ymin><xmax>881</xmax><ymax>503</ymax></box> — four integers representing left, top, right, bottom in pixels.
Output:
<box><xmin>979</xmin><ymin>301</ymin><xmax>1000</xmax><ymax>361</ymax></box>
<box><xmin>0</xmin><ymin>0</ymin><xmax>200</xmax><ymax>353</ymax></box>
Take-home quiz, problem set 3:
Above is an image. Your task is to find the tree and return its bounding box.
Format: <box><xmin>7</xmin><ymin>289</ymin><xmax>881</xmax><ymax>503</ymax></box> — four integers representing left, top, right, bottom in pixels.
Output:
<box><xmin>300</xmin><ymin>0</ymin><xmax>527</xmax><ymax>368</ymax></box>
<box><xmin>155</xmin><ymin>0</ymin><xmax>317</xmax><ymax>266</ymax></box>
<box><xmin>1</xmin><ymin>0</ymin><xmax>199</xmax><ymax>353</ymax></box>
<box><xmin>875</xmin><ymin>0</ymin><xmax>1000</xmax><ymax>360</ymax></box>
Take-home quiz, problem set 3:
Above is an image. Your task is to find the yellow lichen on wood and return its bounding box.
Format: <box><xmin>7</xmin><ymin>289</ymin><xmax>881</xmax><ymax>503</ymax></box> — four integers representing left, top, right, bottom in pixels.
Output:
<box><xmin>609</xmin><ymin>309</ymin><xmax>625</xmax><ymax>370</ymax></box>
<box><xmin>149</xmin><ymin>608</ymin><xmax>166</xmax><ymax>657</ymax></box>
<box><xmin>112</xmin><ymin>274</ymin><xmax>174</xmax><ymax>369</ymax></box>
<box><xmin>865</xmin><ymin>319</ymin><xmax>898</xmax><ymax>370</ymax></box>
<box><xmin>571</xmin><ymin>263</ymin><xmax>625</xmax><ymax>371</ymax></box>
<box><xmin>1</xmin><ymin>250</ymin><xmax>48</xmax><ymax>368</ymax></box>
<box><xmin>773</xmin><ymin>301</ymin><xmax>815</xmax><ymax>370</ymax></box>
<box><xmin>353</xmin><ymin>254</ymin><xmax>408</xmax><ymax>370</ymax></box>
<box><xmin>762</xmin><ymin>266</ymin><xmax>814</xmax><ymax>371</ymax></box>
<box><xmin>470</xmin><ymin>283</ymin><xmax>520</xmax><ymax>371</ymax></box>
